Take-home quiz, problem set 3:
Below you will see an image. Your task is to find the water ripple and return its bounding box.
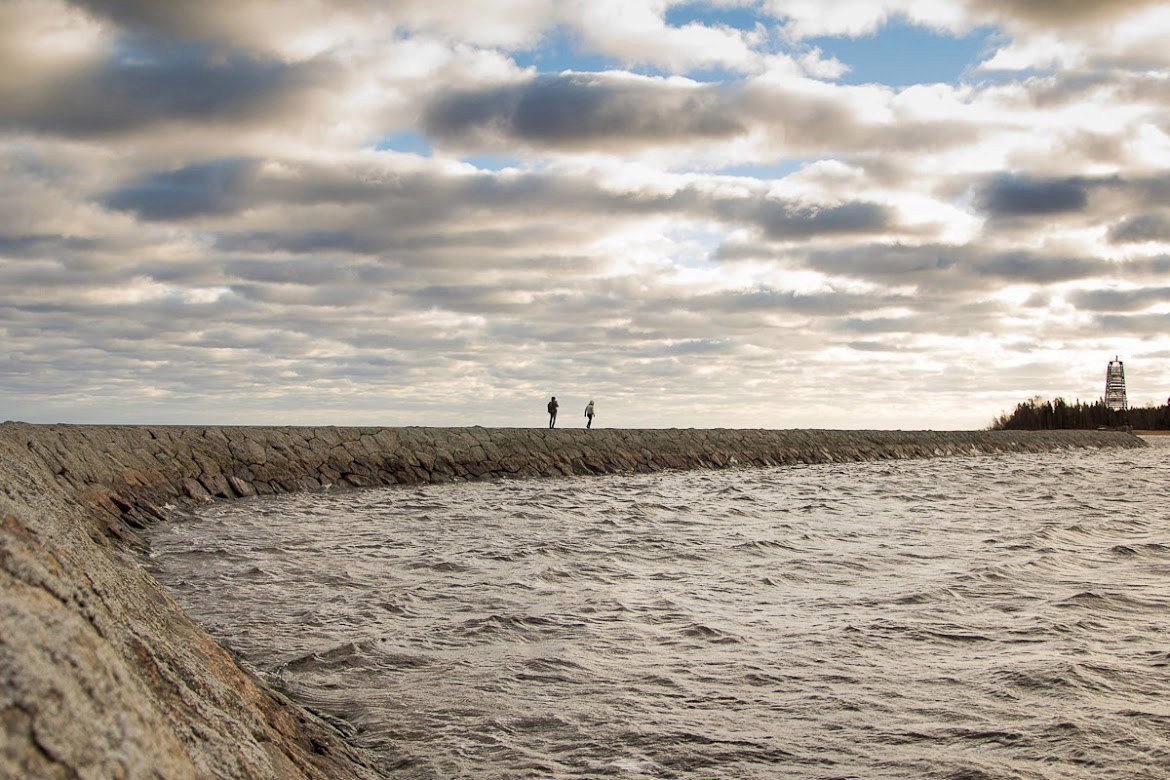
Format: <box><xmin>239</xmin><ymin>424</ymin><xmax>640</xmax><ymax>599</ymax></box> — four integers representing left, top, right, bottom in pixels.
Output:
<box><xmin>147</xmin><ymin>437</ymin><xmax>1170</xmax><ymax>779</ymax></box>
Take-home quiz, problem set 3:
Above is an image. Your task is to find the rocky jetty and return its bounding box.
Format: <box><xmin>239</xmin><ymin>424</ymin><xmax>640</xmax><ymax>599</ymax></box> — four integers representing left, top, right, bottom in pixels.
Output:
<box><xmin>0</xmin><ymin>423</ymin><xmax>1145</xmax><ymax>777</ymax></box>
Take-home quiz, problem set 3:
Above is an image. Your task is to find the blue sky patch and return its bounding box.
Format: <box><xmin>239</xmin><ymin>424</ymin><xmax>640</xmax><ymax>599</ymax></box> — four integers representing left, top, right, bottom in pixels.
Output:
<box><xmin>375</xmin><ymin>131</ymin><xmax>433</xmax><ymax>156</ymax></box>
<box><xmin>809</xmin><ymin>20</ymin><xmax>997</xmax><ymax>88</ymax></box>
<box><xmin>714</xmin><ymin>158</ymin><xmax>812</xmax><ymax>180</ymax></box>
<box><xmin>665</xmin><ymin>2</ymin><xmax>762</xmax><ymax>32</ymax></box>
<box><xmin>513</xmin><ymin>26</ymin><xmax>625</xmax><ymax>73</ymax></box>
<box><xmin>666</xmin><ymin>225</ymin><xmax>726</xmax><ymax>269</ymax></box>
<box><xmin>461</xmin><ymin>155</ymin><xmax>523</xmax><ymax>171</ymax></box>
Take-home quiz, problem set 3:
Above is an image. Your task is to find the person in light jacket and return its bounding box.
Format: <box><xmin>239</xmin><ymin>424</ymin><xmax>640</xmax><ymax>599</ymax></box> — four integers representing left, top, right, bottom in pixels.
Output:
<box><xmin>584</xmin><ymin>400</ymin><xmax>595</xmax><ymax>429</ymax></box>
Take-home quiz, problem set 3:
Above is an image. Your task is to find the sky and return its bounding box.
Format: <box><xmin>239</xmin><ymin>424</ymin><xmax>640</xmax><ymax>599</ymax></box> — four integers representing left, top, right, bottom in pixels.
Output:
<box><xmin>2</xmin><ymin>0</ymin><xmax>1169</xmax><ymax>430</ymax></box>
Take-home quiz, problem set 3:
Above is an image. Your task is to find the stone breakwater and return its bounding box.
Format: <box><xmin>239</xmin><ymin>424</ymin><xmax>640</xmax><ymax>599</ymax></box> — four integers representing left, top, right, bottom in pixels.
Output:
<box><xmin>0</xmin><ymin>423</ymin><xmax>1145</xmax><ymax>778</ymax></box>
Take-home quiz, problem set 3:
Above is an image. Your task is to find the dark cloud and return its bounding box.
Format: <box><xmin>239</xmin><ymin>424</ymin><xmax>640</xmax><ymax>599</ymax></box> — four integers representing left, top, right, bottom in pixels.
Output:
<box><xmin>103</xmin><ymin>158</ymin><xmax>259</xmax><ymax>219</ymax></box>
<box><xmin>65</xmin><ymin>0</ymin><xmax>374</xmax><ymax>51</ymax></box>
<box><xmin>803</xmin><ymin>243</ymin><xmax>1108</xmax><ymax>289</ymax></box>
<box><xmin>1094</xmin><ymin>311</ymin><xmax>1170</xmax><ymax>336</ymax></box>
<box><xmin>0</xmin><ymin>234</ymin><xmax>104</xmax><ymax>258</ymax></box>
<box><xmin>223</xmin><ymin>258</ymin><xmax>386</xmax><ymax>287</ymax></box>
<box><xmin>1125</xmin><ymin>255</ymin><xmax>1170</xmax><ymax>278</ymax></box>
<box><xmin>1134</xmin><ymin>174</ymin><xmax>1170</xmax><ymax>203</ymax></box>
<box><xmin>972</xmin><ymin>251</ymin><xmax>1101</xmax><ymax>283</ymax></box>
<box><xmin>826</xmin><ymin>297</ymin><xmax>1016</xmax><ymax>339</ymax></box>
<box><xmin>422</xmin><ymin>70</ymin><xmax>984</xmax><ymax>159</ymax></box>
<box><xmin>967</xmin><ymin>169</ymin><xmax>1170</xmax><ymax>233</ymax></box>
<box><xmin>1067</xmin><ymin>286</ymin><xmax>1170</xmax><ymax>312</ymax></box>
<box><xmin>227</xmin><ymin>282</ymin><xmax>383</xmax><ymax>307</ymax></box>
<box><xmin>834</xmin><ymin>316</ymin><xmax>918</xmax><ymax>335</ymax></box>
<box><xmin>969</xmin><ymin>0</ymin><xmax>1165</xmax><ymax>26</ymax></box>
<box><xmin>975</xmin><ymin>174</ymin><xmax>1089</xmax><ymax>217</ymax></box>
<box><xmin>659</xmin><ymin>339</ymin><xmax>732</xmax><ymax>356</ymax></box>
<box><xmin>424</xmin><ymin>73</ymin><xmax>746</xmax><ymax>149</ymax></box>
<box><xmin>803</xmin><ymin>243</ymin><xmax>961</xmax><ymax>284</ymax></box>
<box><xmin>101</xmin><ymin>155</ymin><xmax>898</xmax><ymax>244</ymax></box>
<box><xmin>412</xmin><ymin>284</ymin><xmax>544</xmax><ymax>314</ymax></box>
<box><xmin>1</xmin><ymin>45</ymin><xmax>326</xmax><ymax>136</ymax></box>
<box><xmin>847</xmin><ymin>341</ymin><xmax>902</xmax><ymax>352</ymax></box>
<box><xmin>674</xmin><ymin>287</ymin><xmax>912</xmax><ymax>319</ymax></box>
<box><xmin>214</xmin><ymin>229</ymin><xmax>396</xmax><ymax>255</ymax></box>
<box><xmin>1110</xmin><ymin>213</ymin><xmax>1170</xmax><ymax>243</ymax></box>
<box><xmin>746</xmin><ymin>201</ymin><xmax>892</xmax><ymax>240</ymax></box>
<box><xmin>68</xmin><ymin>0</ymin><xmax>245</xmax><ymax>44</ymax></box>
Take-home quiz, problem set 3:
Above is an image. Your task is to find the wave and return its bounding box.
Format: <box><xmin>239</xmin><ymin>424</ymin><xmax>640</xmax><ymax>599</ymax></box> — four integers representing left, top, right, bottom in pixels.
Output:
<box><xmin>148</xmin><ymin>440</ymin><xmax>1170</xmax><ymax>778</ymax></box>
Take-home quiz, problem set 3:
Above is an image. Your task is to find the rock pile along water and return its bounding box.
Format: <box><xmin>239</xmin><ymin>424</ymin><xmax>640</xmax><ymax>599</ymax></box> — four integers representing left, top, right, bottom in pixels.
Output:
<box><xmin>0</xmin><ymin>423</ymin><xmax>1146</xmax><ymax>777</ymax></box>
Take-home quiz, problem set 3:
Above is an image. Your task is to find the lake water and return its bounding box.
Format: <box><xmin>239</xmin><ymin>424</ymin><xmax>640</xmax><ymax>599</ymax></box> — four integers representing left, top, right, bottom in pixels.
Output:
<box><xmin>146</xmin><ymin>437</ymin><xmax>1170</xmax><ymax>779</ymax></box>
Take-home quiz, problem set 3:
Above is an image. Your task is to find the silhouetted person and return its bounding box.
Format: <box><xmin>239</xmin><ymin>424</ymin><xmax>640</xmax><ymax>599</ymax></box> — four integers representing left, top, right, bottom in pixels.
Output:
<box><xmin>548</xmin><ymin>396</ymin><xmax>559</xmax><ymax>428</ymax></box>
<box><xmin>584</xmin><ymin>399</ymin><xmax>595</xmax><ymax>429</ymax></box>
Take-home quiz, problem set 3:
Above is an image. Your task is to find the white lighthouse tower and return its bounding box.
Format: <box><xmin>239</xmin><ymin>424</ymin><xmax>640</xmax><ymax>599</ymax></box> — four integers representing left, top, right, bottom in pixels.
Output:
<box><xmin>1104</xmin><ymin>356</ymin><xmax>1127</xmax><ymax>412</ymax></box>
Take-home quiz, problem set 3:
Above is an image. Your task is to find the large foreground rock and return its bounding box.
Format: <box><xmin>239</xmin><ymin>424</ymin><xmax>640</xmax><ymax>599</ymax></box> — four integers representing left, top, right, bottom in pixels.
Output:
<box><xmin>0</xmin><ymin>424</ymin><xmax>1145</xmax><ymax>777</ymax></box>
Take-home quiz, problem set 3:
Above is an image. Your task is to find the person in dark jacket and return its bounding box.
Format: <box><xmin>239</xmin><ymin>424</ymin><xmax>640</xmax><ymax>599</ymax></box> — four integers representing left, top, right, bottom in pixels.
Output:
<box><xmin>547</xmin><ymin>396</ymin><xmax>559</xmax><ymax>428</ymax></box>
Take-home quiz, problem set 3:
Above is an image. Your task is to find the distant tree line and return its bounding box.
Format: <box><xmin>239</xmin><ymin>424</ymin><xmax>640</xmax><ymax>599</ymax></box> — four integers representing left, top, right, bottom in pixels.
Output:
<box><xmin>988</xmin><ymin>396</ymin><xmax>1170</xmax><ymax>431</ymax></box>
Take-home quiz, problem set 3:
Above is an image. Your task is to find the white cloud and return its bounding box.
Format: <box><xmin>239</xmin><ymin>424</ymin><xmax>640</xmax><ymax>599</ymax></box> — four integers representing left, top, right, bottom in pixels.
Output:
<box><xmin>978</xmin><ymin>32</ymin><xmax>1083</xmax><ymax>71</ymax></box>
<box><xmin>764</xmin><ymin>0</ymin><xmax>973</xmax><ymax>39</ymax></box>
<box><xmin>568</xmin><ymin>0</ymin><xmax>764</xmax><ymax>72</ymax></box>
<box><xmin>2</xmin><ymin>0</ymin><xmax>1169</xmax><ymax>427</ymax></box>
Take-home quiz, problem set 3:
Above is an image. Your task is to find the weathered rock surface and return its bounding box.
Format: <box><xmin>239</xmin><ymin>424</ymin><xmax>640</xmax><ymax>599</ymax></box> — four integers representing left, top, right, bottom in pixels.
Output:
<box><xmin>0</xmin><ymin>423</ymin><xmax>1145</xmax><ymax>777</ymax></box>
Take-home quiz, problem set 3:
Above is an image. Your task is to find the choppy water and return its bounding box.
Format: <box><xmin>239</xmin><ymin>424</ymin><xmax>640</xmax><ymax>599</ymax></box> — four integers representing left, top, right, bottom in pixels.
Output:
<box><xmin>146</xmin><ymin>438</ymin><xmax>1170</xmax><ymax>779</ymax></box>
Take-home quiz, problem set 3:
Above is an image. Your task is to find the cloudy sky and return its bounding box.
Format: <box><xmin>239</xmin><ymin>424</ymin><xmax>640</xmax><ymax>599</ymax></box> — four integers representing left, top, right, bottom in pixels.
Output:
<box><xmin>3</xmin><ymin>0</ymin><xmax>1169</xmax><ymax>429</ymax></box>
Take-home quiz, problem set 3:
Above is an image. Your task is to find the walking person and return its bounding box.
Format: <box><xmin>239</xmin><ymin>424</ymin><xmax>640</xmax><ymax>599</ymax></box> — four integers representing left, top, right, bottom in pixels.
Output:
<box><xmin>547</xmin><ymin>396</ymin><xmax>559</xmax><ymax>428</ymax></box>
<box><xmin>584</xmin><ymin>399</ymin><xmax>595</xmax><ymax>429</ymax></box>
